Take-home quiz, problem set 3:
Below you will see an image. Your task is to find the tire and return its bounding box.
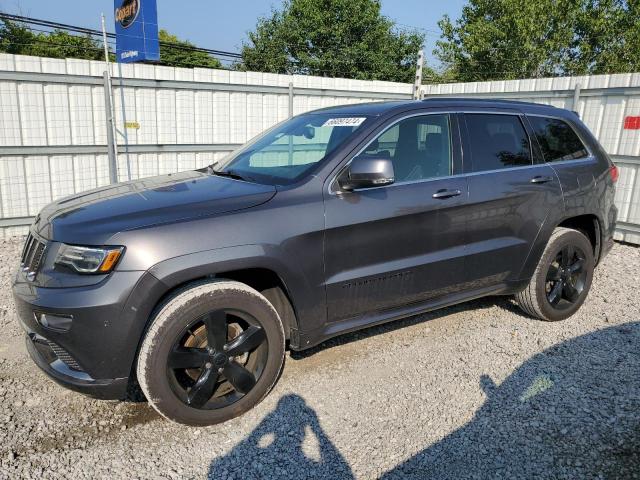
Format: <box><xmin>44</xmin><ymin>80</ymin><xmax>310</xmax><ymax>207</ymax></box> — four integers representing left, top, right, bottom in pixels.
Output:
<box><xmin>136</xmin><ymin>279</ymin><xmax>285</xmax><ymax>426</ymax></box>
<box><xmin>516</xmin><ymin>227</ymin><xmax>595</xmax><ymax>322</ymax></box>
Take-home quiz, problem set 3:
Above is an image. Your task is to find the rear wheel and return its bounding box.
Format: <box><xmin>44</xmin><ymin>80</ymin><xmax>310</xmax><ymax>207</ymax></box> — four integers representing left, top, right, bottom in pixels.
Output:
<box><xmin>516</xmin><ymin>227</ymin><xmax>594</xmax><ymax>321</ymax></box>
<box><xmin>136</xmin><ymin>279</ymin><xmax>285</xmax><ymax>426</ymax></box>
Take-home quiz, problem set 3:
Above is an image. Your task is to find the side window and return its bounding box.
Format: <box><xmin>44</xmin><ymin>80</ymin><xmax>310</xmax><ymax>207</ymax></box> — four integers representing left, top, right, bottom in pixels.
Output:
<box><xmin>364</xmin><ymin>114</ymin><xmax>452</xmax><ymax>182</ymax></box>
<box><xmin>528</xmin><ymin>116</ymin><xmax>589</xmax><ymax>162</ymax></box>
<box><xmin>465</xmin><ymin>114</ymin><xmax>532</xmax><ymax>172</ymax></box>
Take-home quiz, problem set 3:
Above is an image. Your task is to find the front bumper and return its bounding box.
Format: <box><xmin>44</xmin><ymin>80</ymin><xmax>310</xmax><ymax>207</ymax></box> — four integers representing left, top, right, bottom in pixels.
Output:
<box><xmin>13</xmin><ymin>269</ymin><xmax>163</xmax><ymax>400</ymax></box>
<box><xmin>24</xmin><ymin>332</ymin><xmax>129</xmax><ymax>399</ymax></box>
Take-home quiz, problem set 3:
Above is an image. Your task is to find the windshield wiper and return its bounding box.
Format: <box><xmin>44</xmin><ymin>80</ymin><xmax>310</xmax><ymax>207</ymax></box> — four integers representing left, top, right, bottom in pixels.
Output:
<box><xmin>201</xmin><ymin>160</ymin><xmax>256</xmax><ymax>183</ymax></box>
<box><xmin>210</xmin><ymin>169</ymin><xmax>255</xmax><ymax>183</ymax></box>
<box><xmin>206</xmin><ymin>162</ymin><xmax>217</xmax><ymax>172</ymax></box>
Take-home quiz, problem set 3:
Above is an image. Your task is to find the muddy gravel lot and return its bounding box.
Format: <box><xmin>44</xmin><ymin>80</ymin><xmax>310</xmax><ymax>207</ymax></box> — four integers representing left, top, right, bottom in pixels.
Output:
<box><xmin>0</xmin><ymin>237</ymin><xmax>639</xmax><ymax>479</ymax></box>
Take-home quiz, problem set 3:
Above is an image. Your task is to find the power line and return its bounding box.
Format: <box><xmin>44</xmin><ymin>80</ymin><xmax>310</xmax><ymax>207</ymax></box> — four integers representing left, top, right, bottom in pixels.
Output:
<box><xmin>0</xmin><ymin>12</ymin><xmax>243</xmax><ymax>60</ymax></box>
<box><xmin>16</xmin><ymin>23</ymin><xmax>231</xmax><ymax>65</ymax></box>
<box><xmin>3</xmin><ymin>40</ymin><xmax>105</xmax><ymax>52</ymax></box>
<box><xmin>394</xmin><ymin>23</ymin><xmax>442</xmax><ymax>37</ymax></box>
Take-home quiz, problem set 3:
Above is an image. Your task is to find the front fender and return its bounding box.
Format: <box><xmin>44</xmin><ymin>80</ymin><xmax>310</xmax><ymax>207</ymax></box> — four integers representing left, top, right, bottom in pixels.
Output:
<box><xmin>147</xmin><ymin>244</ymin><xmax>326</xmax><ymax>340</ymax></box>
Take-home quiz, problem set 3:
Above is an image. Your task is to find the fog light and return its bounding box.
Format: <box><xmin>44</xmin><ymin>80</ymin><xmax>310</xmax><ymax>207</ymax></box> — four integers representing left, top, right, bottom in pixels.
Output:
<box><xmin>34</xmin><ymin>312</ymin><xmax>73</xmax><ymax>332</ymax></box>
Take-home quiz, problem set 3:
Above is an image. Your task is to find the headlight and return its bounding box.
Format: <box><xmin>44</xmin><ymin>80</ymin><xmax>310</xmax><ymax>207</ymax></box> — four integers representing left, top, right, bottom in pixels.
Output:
<box><xmin>55</xmin><ymin>245</ymin><xmax>124</xmax><ymax>274</ymax></box>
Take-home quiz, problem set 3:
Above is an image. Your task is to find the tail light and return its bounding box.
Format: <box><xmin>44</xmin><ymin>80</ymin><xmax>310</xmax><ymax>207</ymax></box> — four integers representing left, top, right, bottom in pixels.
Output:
<box><xmin>609</xmin><ymin>164</ymin><xmax>619</xmax><ymax>183</ymax></box>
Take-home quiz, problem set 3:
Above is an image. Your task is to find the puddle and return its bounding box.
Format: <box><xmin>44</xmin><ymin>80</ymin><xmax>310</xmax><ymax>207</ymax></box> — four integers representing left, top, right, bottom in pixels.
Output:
<box><xmin>120</xmin><ymin>402</ymin><xmax>160</xmax><ymax>428</ymax></box>
<box><xmin>8</xmin><ymin>397</ymin><xmax>161</xmax><ymax>458</ymax></box>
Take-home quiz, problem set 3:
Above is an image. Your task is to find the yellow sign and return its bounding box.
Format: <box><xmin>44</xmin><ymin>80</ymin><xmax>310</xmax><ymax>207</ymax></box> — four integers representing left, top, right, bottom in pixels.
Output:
<box><xmin>125</xmin><ymin>121</ymin><xmax>140</xmax><ymax>129</ymax></box>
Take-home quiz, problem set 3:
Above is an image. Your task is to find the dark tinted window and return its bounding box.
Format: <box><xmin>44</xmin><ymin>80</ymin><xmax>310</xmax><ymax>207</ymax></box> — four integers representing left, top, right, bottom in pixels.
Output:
<box><xmin>365</xmin><ymin>114</ymin><xmax>452</xmax><ymax>182</ymax></box>
<box><xmin>528</xmin><ymin>116</ymin><xmax>589</xmax><ymax>162</ymax></box>
<box><xmin>465</xmin><ymin>114</ymin><xmax>532</xmax><ymax>172</ymax></box>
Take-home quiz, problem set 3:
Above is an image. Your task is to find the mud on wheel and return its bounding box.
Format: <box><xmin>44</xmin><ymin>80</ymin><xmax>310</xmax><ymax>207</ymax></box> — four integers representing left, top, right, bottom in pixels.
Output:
<box><xmin>136</xmin><ymin>279</ymin><xmax>285</xmax><ymax>426</ymax></box>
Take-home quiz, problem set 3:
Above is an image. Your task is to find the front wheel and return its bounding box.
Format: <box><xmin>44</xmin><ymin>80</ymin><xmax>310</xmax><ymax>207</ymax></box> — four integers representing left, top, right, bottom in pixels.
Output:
<box><xmin>136</xmin><ymin>279</ymin><xmax>285</xmax><ymax>426</ymax></box>
<box><xmin>516</xmin><ymin>227</ymin><xmax>595</xmax><ymax>321</ymax></box>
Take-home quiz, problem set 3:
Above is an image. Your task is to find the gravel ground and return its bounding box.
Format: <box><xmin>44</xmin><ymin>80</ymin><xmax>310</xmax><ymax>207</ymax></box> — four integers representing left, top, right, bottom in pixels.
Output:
<box><xmin>0</xmin><ymin>237</ymin><xmax>639</xmax><ymax>479</ymax></box>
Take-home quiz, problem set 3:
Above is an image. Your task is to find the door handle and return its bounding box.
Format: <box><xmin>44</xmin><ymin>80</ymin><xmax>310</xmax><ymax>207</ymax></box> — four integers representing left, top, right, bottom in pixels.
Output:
<box><xmin>432</xmin><ymin>188</ymin><xmax>462</xmax><ymax>199</ymax></box>
<box><xmin>530</xmin><ymin>175</ymin><xmax>553</xmax><ymax>184</ymax></box>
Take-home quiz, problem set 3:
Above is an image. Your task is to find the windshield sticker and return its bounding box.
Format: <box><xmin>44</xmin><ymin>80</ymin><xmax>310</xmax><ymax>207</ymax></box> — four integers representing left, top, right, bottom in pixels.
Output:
<box><xmin>321</xmin><ymin>117</ymin><xmax>366</xmax><ymax>127</ymax></box>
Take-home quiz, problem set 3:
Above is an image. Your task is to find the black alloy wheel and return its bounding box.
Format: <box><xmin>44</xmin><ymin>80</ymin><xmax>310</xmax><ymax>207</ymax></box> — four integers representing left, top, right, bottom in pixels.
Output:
<box><xmin>167</xmin><ymin>309</ymin><xmax>269</xmax><ymax>410</ymax></box>
<box><xmin>137</xmin><ymin>280</ymin><xmax>286</xmax><ymax>425</ymax></box>
<box><xmin>545</xmin><ymin>244</ymin><xmax>588</xmax><ymax>310</ymax></box>
<box><xmin>515</xmin><ymin>227</ymin><xmax>595</xmax><ymax>322</ymax></box>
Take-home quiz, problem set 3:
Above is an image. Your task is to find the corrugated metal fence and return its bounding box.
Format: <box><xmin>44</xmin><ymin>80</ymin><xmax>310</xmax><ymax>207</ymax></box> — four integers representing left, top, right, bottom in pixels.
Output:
<box><xmin>0</xmin><ymin>53</ymin><xmax>639</xmax><ymax>244</ymax></box>
<box><xmin>0</xmin><ymin>53</ymin><xmax>412</xmax><ymax>237</ymax></box>
<box><xmin>420</xmin><ymin>75</ymin><xmax>640</xmax><ymax>244</ymax></box>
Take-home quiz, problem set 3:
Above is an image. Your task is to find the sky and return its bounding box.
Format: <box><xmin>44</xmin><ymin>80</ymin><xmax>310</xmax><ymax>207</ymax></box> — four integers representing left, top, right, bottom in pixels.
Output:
<box><xmin>0</xmin><ymin>0</ymin><xmax>466</xmax><ymax>67</ymax></box>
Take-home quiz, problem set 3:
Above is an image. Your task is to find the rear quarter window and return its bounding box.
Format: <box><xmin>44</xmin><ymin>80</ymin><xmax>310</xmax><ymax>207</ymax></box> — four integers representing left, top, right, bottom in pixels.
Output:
<box><xmin>528</xmin><ymin>116</ymin><xmax>589</xmax><ymax>162</ymax></box>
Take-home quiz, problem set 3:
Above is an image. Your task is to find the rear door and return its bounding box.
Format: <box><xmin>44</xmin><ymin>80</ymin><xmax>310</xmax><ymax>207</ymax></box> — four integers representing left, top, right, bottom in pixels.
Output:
<box><xmin>461</xmin><ymin>111</ymin><xmax>563</xmax><ymax>288</ymax></box>
<box><xmin>526</xmin><ymin>114</ymin><xmax>599</xmax><ymax>211</ymax></box>
<box><xmin>323</xmin><ymin>112</ymin><xmax>468</xmax><ymax>323</ymax></box>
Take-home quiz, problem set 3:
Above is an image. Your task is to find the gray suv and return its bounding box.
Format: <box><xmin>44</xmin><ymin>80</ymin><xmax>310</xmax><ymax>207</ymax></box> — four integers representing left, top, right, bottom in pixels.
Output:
<box><xmin>13</xmin><ymin>99</ymin><xmax>618</xmax><ymax>425</ymax></box>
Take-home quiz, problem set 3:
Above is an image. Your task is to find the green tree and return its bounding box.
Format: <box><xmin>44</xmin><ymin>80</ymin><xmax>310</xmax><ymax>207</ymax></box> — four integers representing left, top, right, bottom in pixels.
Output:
<box><xmin>0</xmin><ymin>20</ymin><xmax>37</xmax><ymax>55</ymax></box>
<box><xmin>569</xmin><ymin>0</ymin><xmax>640</xmax><ymax>75</ymax></box>
<box><xmin>0</xmin><ymin>21</ymin><xmax>105</xmax><ymax>60</ymax></box>
<box><xmin>241</xmin><ymin>0</ymin><xmax>430</xmax><ymax>83</ymax></box>
<box><xmin>435</xmin><ymin>0</ymin><xmax>580</xmax><ymax>82</ymax></box>
<box><xmin>434</xmin><ymin>0</ymin><xmax>640</xmax><ymax>82</ymax></box>
<box><xmin>0</xmin><ymin>21</ymin><xmax>224</xmax><ymax>69</ymax></box>
<box><xmin>158</xmin><ymin>30</ymin><xmax>222</xmax><ymax>69</ymax></box>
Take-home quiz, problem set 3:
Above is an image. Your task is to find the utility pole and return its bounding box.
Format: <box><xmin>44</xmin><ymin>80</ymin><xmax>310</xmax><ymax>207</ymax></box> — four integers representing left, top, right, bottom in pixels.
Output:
<box><xmin>413</xmin><ymin>49</ymin><xmax>424</xmax><ymax>100</ymax></box>
<box><xmin>101</xmin><ymin>13</ymin><xmax>119</xmax><ymax>184</ymax></box>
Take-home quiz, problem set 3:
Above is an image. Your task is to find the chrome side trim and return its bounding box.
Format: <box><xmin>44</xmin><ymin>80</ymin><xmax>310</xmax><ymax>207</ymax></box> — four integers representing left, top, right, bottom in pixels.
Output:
<box><xmin>462</xmin><ymin>162</ymin><xmax>549</xmax><ymax>178</ymax></box>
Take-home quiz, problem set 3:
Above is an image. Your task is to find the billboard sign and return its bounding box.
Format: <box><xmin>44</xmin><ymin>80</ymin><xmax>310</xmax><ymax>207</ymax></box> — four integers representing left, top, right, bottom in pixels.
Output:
<box><xmin>114</xmin><ymin>0</ymin><xmax>160</xmax><ymax>63</ymax></box>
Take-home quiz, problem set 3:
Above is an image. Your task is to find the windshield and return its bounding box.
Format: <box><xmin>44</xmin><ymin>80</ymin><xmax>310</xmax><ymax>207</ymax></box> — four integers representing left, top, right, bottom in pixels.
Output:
<box><xmin>215</xmin><ymin>113</ymin><xmax>370</xmax><ymax>185</ymax></box>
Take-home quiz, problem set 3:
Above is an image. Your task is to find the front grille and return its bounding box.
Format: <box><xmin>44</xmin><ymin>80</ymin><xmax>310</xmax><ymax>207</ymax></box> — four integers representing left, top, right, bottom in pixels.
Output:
<box><xmin>20</xmin><ymin>233</ymin><xmax>46</xmax><ymax>281</ymax></box>
<box><xmin>47</xmin><ymin>340</ymin><xmax>84</xmax><ymax>372</ymax></box>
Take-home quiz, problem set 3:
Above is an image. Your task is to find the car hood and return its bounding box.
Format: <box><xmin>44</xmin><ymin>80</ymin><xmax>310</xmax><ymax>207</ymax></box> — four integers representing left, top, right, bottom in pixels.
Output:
<box><xmin>32</xmin><ymin>171</ymin><xmax>277</xmax><ymax>245</ymax></box>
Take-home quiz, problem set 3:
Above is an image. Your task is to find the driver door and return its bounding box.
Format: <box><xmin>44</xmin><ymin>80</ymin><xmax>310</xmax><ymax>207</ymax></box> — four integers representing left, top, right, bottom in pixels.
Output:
<box><xmin>323</xmin><ymin>112</ymin><xmax>469</xmax><ymax>323</ymax></box>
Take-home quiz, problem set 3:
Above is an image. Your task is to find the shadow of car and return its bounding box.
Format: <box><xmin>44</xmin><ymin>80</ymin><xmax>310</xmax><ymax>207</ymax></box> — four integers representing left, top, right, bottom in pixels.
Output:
<box><xmin>381</xmin><ymin>322</ymin><xmax>640</xmax><ymax>479</ymax></box>
<box><xmin>208</xmin><ymin>322</ymin><xmax>639</xmax><ymax>478</ymax></box>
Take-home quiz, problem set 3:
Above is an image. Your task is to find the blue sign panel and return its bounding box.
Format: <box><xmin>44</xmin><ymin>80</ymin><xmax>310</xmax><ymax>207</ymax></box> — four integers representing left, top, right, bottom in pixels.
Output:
<box><xmin>114</xmin><ymin>0</ymin><xmax>160</xmax><ymax>63</ymax></box>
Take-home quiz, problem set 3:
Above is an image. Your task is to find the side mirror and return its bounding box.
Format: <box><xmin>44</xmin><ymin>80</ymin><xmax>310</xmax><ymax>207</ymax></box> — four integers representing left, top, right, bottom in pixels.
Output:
<box><xmin>338</xmin><ymin>155</ymin><xmax>395</xmax><ymax>191</ymax></box>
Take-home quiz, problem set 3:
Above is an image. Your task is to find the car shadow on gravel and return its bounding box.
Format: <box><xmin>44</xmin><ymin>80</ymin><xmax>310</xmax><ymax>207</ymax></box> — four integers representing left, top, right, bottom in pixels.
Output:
<box><xmin>208</xmin><ymin>394</ymin><xmax>354</xmax><ymax>479</ymax></box>
<box><xmin>380</xmin><ymin>322</ymin><xmax>640</xmax><ymax>479</ymax></box>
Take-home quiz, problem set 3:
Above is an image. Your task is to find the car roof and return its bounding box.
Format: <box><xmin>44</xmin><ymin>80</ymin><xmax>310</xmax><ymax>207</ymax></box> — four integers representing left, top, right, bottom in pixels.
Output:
<box><xmin>308</xmin><ymin>97</ymin><xmax>564</xmax><ymax>117</ymax></box>
<box><xmin>307</xmin><ymin>101</ymin><xmax>412</xmax><ymax>116</ymax></box>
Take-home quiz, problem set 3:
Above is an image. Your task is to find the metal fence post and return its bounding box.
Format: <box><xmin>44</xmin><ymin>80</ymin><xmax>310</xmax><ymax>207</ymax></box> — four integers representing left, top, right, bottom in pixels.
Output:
<box><xmin>101</xmin><ymin>13</ymin><xmax>119</xmax><ymax>184</ymax></box>
<box><xmin>413</xmin><ymin>49</ymin><xmax>424</xmax><ymax>100</ymax></box>
<box><xmin>103</xmin><ymin>72</ymin><xmax>118</xmax><ymax>184</ymax></box>
<box><xmin>573</xmin><ymin>83</ymin><xmax>581</xmax><ymax>112</ymax></box>
<box><xmin>287</xmin><ymin>82</ymin><xmax>294</xmax><ymax>164</ymax></box>
<box><xmin>288</xmin><ymin>82</ymin><xmax>294</xmax><ymax>119</ymax></box>
<box><xmin>117</xmin><ymin>62</ymin><xmax>132</xmax><ymax>181</ymax></box>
